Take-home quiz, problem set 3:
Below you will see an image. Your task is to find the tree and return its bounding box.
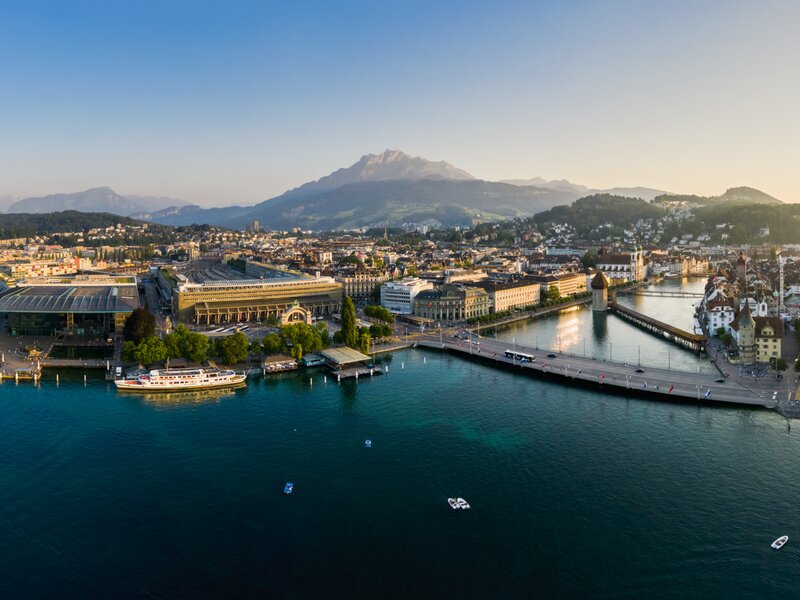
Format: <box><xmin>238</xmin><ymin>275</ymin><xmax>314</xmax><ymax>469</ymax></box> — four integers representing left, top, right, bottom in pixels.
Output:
<box><xmin>164</xmin><ymin>323</ymin><xmax>209</xmax><ymax>363</ymax></box>
<box><xmin>580</xmin><ymin>251</ymin><xmax>596</xmax><ymax>268</ymax></box>
<box><xmin>123</xmin><ymin>308</ymin><xmax>155</xmax><ymax>344</ymax></box>
<box><xmin>250</xmin><ymin>340</ymin><xmax>262</xmax><ymax>355</ymax></box>
<box><xmin>121</xmin><ymin>340</ymin><xmax>136</xmax><ymax>363</ymax></box>
<box><xmin>365</xmin><ymin>305</ymin><xmax>395</xmax><ymax>323</ymax></box>
<box><xmin>291</xmin><ymin>343</ymin><xmax>303</xmax><ymax>361</ymax></box>
<box><xmin>719</xmin><ymin>333</ymin><xmax>733</xmax><ymax>347</ymax></box>
<box><xmin>340</xmin><ymin>295</ymin><xmax>358</xmax><ymax>349</ymax></box>
<box><xmin>218</xmin><ymin>332</ymin><xmax>250</xmax><ymax>365</ymax></box>
<box><xmin>280</xmin><ymin>323</ymin><xmax>323</xmax><ymax>357</ymax></box>
<box><xmin>133</xmin><ymin>336</ymin><xmax>168</xmax><ymax>365</ymax></box>
<box><xmin>546</xmin><ymin>286</ymin><xmax>561</xmax><ymax>303</ymax></box>
<box><xmin>359</xmin><ymin>332</ymin><xmax>371</xmax><ymax>356</ymax></box>
<box><xmin>315</xmin><ymin>322</ymin><xmax>332</xmax><ymax>348</ymax></box>
<box><xmin>262</xmin><ymin>333</ymin><xmax>281</xmax><ymax>355</ymax></box>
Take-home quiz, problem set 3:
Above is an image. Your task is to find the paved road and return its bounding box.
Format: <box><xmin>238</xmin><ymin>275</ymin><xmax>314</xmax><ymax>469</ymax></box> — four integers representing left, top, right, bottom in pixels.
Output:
<box><xmin>416</xmin><ymin>334</ymin><xmax>784</xmax><ymax>409</ymax></box>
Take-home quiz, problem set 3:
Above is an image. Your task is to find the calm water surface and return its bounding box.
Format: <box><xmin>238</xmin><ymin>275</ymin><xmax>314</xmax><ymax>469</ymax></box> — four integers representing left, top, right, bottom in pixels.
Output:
<box><xmin>1</xmin><ymin>279</ymin><xmax>797</xmax><ymax>599</ymax></box>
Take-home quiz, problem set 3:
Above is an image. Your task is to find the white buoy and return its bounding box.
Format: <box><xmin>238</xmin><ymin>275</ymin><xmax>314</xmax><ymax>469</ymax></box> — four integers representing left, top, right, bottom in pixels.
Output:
<box><xmin>56</xmin><ymin>374</ymin><xmax>59</xmax><ymax>385</ymax></box>
<box><xmin>401</xmin><ymin>362</ymin><xmax>404</xmax><ymax>369</ymax></box>
<box><xmin>370</xmin><ymin>369</ymin><xmax>373</xmax><ymax>377</ymax></box>
<box><xmin>324</xmin><ymin>376</ymin><xmax>327</xmax><ymax>383</ymax></box>
<box><xmin>337</xmin><ymin>374</ymin><xmax>341</xmax><ymax>383</ymax></box>
<box><xmin>355</xmin><ymin>372</ymin><xmax>359</xmax><ymax>380</ymax></box>
<box><xmin>84</xmin><ymin>374</ymin><xmax>87</xmax><ymax>385</ymax></box>
<box><xmin>424</xmin><ymin>357</ymin><xmax>426</xmax><ymax>364</ymax></box>
<box><xmin>385</xmin><ymin>366</ymin><xmax>388</xmax><ymax>373</ymax></box>
<box><xmin>309</xmin><ymin>377</ymin><xmax>313</xmax><ymax>386</ymax></box>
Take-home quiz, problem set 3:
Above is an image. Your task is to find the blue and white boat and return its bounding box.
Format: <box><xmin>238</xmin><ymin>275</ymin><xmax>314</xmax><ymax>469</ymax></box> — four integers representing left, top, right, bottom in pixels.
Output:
<box><xmin>284</xmin><ymin>482</ymin><xmax>294</xmax><ymax>494</ymax></box>
<box><xmin>364</xmin><ymin>439</ymin><xmax>372</xmax><ymax>448</ymax></box>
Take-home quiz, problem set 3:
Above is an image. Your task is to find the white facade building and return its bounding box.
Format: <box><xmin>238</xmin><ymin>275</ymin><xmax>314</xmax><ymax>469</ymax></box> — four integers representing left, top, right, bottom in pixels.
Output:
<box><xmin>380</xmin><ymin>277</ymin><xmax>434</xmax><ymax>314</ymax></box>
<box><xmin>706</xmin><ymin>299</ymin><xmax>735</xmax><ymax>335</ymax></box>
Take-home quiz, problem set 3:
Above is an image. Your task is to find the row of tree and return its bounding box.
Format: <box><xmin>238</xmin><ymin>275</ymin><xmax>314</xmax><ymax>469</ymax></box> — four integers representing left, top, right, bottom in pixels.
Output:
<box><xmin>122</xmin><ymin>330</ymin><xmax>251</xmax><ymax>366</ymax></box>
<box><xmin>364</xmin><ymin>305</ymin><xmax>395</xmax><ymax>323</ymax></box>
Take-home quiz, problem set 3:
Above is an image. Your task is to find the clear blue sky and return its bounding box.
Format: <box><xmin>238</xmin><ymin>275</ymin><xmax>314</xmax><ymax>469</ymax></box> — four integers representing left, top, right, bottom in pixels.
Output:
<box><xmin>1</xmin><ymin>0</ymin><xmax>798</xmax><ymax>205</ymax></box>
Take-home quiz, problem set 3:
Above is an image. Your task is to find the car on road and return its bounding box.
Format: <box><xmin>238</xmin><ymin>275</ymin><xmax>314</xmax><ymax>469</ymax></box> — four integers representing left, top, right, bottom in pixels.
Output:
<box><xmin>715</xmin><ymin>378</ymin><xmax>725</xmax><ymax>383</ymax></box>
<box><xmin>547</xmin><ymin>353</ymin><xmax>556</xmax><ymax>359</ymax></box>
<box><xmin>635</xmin><ymin>368</ymin><xmax>645</xmax><ymax>373</ymax></box>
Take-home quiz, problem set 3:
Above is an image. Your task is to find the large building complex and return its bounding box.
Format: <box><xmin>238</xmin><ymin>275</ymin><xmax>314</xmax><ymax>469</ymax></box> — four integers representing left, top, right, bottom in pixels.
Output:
<box><xmin>380</xmin><ymin>277</ymin><xmax>434</xmax><ymax>314</ymax></box>
<box><xmin>596</xmin><ymin>248</ymin><xmax>646</xmax><ymax>283</ymax></box>
<box><xmin>529</xmin><ymin>272</ymin><xmax>587</xmax><ymax>298</ymax></box>
<box><xmin>158</xmin><ymin>260</ymin><xmax>342</xmax><ymax>324</ymax></box>
<box><xmin>334</xmin><ymin>269</ymin><xmax>390</xmax><ymax>301</ymax></box>
<box><xmin>473</xmin><ymin>278</ymin><xmax>540</xmax><ymax>313</ymax></box>
<box><xmin>0</xmin><ymin>274</ymin><xmax>139</xmax><ymax>337</ymax></box>
<box><xmin>413</xmin><ymin>284</ymin><xmax>490</xmax><ymax>321</ymax></box>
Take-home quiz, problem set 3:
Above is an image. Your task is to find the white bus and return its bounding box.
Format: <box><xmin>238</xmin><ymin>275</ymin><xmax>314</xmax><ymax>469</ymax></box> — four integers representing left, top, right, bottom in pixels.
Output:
<box><xmin>504</xmin><ymin>350</ymin><xmax>535</xmax><ymax>363</ymax></box>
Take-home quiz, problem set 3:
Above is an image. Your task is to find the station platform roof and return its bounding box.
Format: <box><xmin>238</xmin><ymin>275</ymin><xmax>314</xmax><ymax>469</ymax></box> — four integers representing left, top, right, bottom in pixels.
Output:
<box><xmin>0</xmin><ymin>285</ymin><xmax>139</xmax><ymax>313</ymax></box>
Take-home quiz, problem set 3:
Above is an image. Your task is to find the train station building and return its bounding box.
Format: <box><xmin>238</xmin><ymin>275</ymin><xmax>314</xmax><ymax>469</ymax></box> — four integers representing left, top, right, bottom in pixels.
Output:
<box><xmin>0</xmin><ymin>275</ymin><xmax>139</xmax><ymax>337</ymax></box>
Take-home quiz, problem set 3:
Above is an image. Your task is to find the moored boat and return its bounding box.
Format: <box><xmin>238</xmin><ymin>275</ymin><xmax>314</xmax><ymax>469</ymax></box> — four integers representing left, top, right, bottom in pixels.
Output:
<box><xmin>448</xmin><ymin>498</ymin><xmax>459</xmax><ymax>509</ymax></box>
<box><xmin>457</xmin><ymin>497</ymin><xmax>471</xmax><ymax>510</ymax></box>
<box><xmin>115</xmin><ymin>366</ymin><xmax>247</xmax><ymax>392</ymax></box>
<box><xmin>771</xmin><ymin>535</ymin><xmax>788</xmax><ymax>549</ymax></box>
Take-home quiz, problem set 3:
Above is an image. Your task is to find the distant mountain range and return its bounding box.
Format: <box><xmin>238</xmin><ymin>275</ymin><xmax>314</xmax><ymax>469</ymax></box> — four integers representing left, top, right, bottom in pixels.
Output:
<box><xmin>501</xmin><ymin>178</ymin><xmax>670</xmax><ymax>202</ymax></box>
<box><xmin>6</xmin><ymin>187</ymin><xmax>191</xmax><ymax>216</ymax></box>
<box><xmin>0</xmin><ymin>151</ymin><xmax>784</xmax><ymax>230</ymax></box>
<box><xmin>651</xmin><ymin>186</ymin><xmax>782</xmax><ymax>206</ymax></box>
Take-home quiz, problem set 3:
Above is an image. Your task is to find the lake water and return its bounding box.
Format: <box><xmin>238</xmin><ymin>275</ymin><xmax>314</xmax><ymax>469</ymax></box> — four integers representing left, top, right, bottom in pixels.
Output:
<box><xmin>1</xmin><ymin>278</ymin><xmax>798</xmax><ymax>598</ymax></box>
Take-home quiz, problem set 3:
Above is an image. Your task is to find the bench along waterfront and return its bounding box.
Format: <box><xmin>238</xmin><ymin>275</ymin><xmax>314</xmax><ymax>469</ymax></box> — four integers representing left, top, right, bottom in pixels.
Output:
<box><xmin>415</xmin><ymin>335</ymin><xmax>789</xmax><ymax>413</ymax></box>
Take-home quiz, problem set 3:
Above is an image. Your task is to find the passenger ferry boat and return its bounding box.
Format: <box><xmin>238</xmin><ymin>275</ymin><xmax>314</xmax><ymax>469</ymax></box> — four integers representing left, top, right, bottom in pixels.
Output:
<box><xmin>115</xmin><ymin>366</ymin><xmax>247</xmax><ymax>392</ymax></box>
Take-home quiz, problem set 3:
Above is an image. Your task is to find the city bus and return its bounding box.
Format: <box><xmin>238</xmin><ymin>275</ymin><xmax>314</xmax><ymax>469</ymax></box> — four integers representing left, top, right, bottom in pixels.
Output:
<box><xmin>504</xmin><ymin>350</ymin><xmax>535</xmax><ymax>363</ymax></box>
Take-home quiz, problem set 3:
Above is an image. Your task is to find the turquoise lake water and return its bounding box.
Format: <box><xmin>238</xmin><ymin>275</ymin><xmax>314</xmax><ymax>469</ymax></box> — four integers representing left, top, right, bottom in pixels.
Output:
<box><xmin>2</xmin><ymin>278</ymin><xmax>799</xmax><ymax>598</ymax></box>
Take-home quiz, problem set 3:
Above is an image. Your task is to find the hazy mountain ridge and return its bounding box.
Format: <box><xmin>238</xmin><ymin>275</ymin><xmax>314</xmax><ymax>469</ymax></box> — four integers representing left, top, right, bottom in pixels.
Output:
<box><xmin>277</xmin><ymin>149</ymin><xmax>475</xmax><ymax>201</ymax></box>
<box><xmin>4</xmin><ymin>152</ymin><xmax>784</xmax><ymax>230</ymax></box>
<box><xmin>652</xmin><ymin>186</ymin><xmax>782</xmax><ymax>206</ymax></box>
<box><xmin>502</xmin><ymin>178</ymin><xmax>671</xmax><ymax>202</ymax></box>
<box><xmin>7</xmin><ymin>187</ymin><xmax>191</xmax><ymax>216</ymax></box>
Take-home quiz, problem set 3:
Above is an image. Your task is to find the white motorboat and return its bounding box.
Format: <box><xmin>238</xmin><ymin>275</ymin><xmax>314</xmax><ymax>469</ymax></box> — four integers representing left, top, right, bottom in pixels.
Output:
<box><xmin>771</xmin><ymin>535</ymin><xmax>788</xmax><ymax>549</ymax></box>
<box><xmin>456</xmin><ymin>498</ymin><xmax>471</xmax><ymax>510</ymax></box>
<box><xmin>447</xmin><ymin>498</ymin><xmax>460</xmax><ymax>510</ymax></box>
<box><xmin>115</xmin><ymin>366</ymin><xmax>247</xmax><ymax>392</ymax></box>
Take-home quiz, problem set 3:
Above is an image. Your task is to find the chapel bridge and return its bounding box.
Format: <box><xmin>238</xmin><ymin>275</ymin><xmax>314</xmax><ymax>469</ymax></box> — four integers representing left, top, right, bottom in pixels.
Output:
<box><xmin>609</xmin><ymin>301</ymin><xmax>707</xmax><ymax>352</ymax></box>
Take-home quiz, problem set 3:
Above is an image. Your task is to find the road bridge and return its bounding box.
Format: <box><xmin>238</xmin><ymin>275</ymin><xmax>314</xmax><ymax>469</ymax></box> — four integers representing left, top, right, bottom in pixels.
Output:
<box><xmin>617</xmin><ymin>289</ymin><xmax>705</xmax><ymax>298</ymax></box>
<box><xmin>414</xmin><ymin>335</ymin><xmax>783</xmax><ymax>412</ymax></box>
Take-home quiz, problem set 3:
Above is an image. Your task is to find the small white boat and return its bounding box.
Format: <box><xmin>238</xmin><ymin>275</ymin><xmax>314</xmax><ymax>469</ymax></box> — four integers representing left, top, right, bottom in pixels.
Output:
<box><xmin>456</xmin><ymin>497</ymin><xmax>471</xmax><ymax>510</ymax></box>
<box><xmin>447</xmin><ymin>498</ymin><xmax>460</xmax><ymax>509</ymax></box>
<box><xmin>771</xmin><ymin>535</ymin><xmax>788</xmax><ymax>549</ymax></box>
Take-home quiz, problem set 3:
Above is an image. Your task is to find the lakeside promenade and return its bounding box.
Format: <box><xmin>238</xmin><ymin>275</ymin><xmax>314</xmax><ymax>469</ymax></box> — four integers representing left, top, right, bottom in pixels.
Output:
<box><xmin>415</xmin><ymin>334</ymin><xmax>790</xmax><ymax>412</ymax></box>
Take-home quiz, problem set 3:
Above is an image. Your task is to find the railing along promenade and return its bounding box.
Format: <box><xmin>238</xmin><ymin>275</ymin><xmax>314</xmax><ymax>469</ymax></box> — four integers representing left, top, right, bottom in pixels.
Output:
<box><xmin>414</xmin><ymin>335</ymin><xmax>783</xmax><ymax>413</ymax></box>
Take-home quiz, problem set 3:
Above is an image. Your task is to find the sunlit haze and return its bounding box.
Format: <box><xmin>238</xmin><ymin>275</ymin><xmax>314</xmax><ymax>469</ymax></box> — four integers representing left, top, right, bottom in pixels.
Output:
<box><xmin>1</xmin><ymin>0</ymin><xmax>798</xmax><ymax>205</ymax></box>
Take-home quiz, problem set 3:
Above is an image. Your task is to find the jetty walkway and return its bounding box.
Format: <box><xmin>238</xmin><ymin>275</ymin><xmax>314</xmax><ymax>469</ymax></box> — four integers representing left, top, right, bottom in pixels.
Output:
<box><xmin>415</xmin><ymin>334</ymin><xmax>787</xmax><ymax>412</ymax></box>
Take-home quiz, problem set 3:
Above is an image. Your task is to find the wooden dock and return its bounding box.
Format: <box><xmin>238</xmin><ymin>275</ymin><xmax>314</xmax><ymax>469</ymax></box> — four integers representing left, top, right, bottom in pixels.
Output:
<box><xmin>334</xmin><ymin>366</ymin><xmax>384</xmax><ymax>380</ymax></box>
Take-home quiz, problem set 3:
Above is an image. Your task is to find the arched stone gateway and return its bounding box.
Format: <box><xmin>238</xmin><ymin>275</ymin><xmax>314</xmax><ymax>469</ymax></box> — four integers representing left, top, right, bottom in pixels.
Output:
<box><xmin>280</xmin><ymin>301</ymin><xmax>312</xmax><ymax>326</ymax></box>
